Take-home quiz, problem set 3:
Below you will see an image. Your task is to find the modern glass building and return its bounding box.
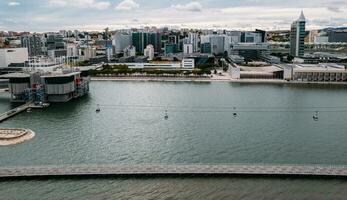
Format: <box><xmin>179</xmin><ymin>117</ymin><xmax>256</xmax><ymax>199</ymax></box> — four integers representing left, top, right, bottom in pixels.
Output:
<box><xmin>132</xmin><ymin>32</ymin><xmax>161</xmax><ymax>54</ymax></box>
<box><xmin>201</xmin><ymin>43</ymin><xmax>211</xmax><ymax>54</ymax></box>
<box><xmin>164</xmin><ymin>44</ymin><xmax>178</xmax><ymax>55</ymax></box>
<box><xmin>290</xmin><ymin>11</ymin><xmax>306</xmax><ymax>57</ymax></box>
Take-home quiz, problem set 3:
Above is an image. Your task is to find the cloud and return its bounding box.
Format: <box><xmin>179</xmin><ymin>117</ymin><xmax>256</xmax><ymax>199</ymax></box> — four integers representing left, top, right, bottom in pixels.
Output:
<box><xmin>8</xmin><ymin>1</ymin><xmax>20</xmax><ymax>6</ymax></box>
<box><xmin>171</xmin><ymin>2</ymin><xmax>202</xmax><ymax>12</ymax></box>
<box><xmin>115</xmin><ymin>0</ymin><xmax>139</xmax><ymax>11</ymax></box>
<box><xmin>48</xmin><ymin>0</ymin><xmax>110</xmax><ymax>10</ymax></box>
<box><xmin>327</xmin><ymin>6</ymin><xmax>341</xmax><ymax>12</ymax></box>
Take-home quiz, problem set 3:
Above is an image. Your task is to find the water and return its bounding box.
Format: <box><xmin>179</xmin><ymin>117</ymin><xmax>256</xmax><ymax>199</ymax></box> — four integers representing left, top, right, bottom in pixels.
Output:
<box><xmin>1</xmin><ymin>177</ymin><xmax>347</xmax><ymax>200</ymax></box>
<box><xmin>1</xmin><ymin>81</ymin><xmax>347</xmax><ymax>198</ymax></box>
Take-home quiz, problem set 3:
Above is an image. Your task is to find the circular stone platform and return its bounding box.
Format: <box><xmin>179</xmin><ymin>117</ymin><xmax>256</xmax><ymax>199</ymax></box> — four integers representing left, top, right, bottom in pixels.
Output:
<box><xmin>0</xmin><ymin>128</ymin><xmax>35</xmax><ymax>146</ymax></box>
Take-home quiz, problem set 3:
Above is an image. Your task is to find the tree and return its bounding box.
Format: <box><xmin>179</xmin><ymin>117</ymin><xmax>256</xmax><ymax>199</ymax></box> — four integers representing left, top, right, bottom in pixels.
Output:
<box><xmin>287</xmin><ymin>55</ymin><xmax>294</xmax><ymax>62</ymax></box>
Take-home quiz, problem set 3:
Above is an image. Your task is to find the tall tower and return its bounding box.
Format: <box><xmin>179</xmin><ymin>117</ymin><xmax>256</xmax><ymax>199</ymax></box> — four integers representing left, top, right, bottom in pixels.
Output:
<box><xmin>290</xmin><ymin>11</ymin><xmax>306</xmax><ymax>57</ymax></box>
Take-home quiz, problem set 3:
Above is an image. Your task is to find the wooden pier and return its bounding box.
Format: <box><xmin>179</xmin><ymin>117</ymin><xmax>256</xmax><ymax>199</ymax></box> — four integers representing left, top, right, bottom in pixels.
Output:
<box><xmin>0</xmin><ymin>101</ymin><xmax>33</xmax><ymax>123</ymax></box>
<box><xmin>1</xmin><ymin>164</ymin><xmax>347</xmax><ymax>178</ymax></box>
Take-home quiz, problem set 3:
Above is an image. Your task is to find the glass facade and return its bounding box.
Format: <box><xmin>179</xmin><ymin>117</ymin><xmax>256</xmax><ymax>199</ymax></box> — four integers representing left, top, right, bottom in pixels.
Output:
<box><xmin>290</xmin><ymin>12</ymin><xmax>306</xmax><ymax>57</ymax></box>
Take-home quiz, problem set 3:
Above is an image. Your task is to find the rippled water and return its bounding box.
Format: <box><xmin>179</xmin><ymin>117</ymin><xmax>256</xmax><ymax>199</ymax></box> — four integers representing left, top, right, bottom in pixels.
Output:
<box><xmin>1</xmin><ymin>177</ymin><xmax>347</xmax><ymax>200</ymax></box>
<box><xmin>1</xmin><ymin>81</ymin><xmax>347</xmax><ymax>198</ymax></box>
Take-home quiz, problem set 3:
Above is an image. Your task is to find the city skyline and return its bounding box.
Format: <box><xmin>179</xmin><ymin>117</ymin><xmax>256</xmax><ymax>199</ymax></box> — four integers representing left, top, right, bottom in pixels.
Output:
<box><xmin>1</xmin><ymin>0</ymin><xmax>347</xmax><ymax>32</ymax></box>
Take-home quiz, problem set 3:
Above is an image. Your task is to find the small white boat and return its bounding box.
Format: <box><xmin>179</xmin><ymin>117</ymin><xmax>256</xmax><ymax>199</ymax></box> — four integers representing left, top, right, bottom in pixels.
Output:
<box><xmin>164</xmin><ymin>110</ymin><xmax>169</xmax><ymax>120</ymax></box>
<box><xmin>313</xmin><ymin>111</ymin><xmax>319</xmax><ymax>121</ymax></box>
<box><xmin>96</xmin><ymin>104</ymin><xmax>101</xmax><ymax>113</ymax></box>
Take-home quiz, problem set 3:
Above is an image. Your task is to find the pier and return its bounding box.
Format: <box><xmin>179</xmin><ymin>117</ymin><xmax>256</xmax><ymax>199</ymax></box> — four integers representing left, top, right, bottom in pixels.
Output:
<box><xmin>1</xmin><ymin>164</ymin><xmax>347</xmax><ymax>178</ymax></box>
<box><xmin>0</xmin><ymin>101</ymin><xmax>33</xmax><ymax>123</ymax></box>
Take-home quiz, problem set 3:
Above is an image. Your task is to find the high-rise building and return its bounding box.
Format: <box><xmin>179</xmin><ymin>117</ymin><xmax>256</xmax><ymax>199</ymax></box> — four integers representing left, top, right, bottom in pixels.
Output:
<box><xmin>188</xmin><ymin>33</ymin><xmax>199</xmax><ymax>52</ymax></box>
<box><xmin>113</xmin><ymin>32</ymin><xmax>132</xmax><ymax>54</ymax></box>
<box><xmin>290</xmin><ymin>11</ymin><xmax>306</xmax><ymax>57</ymax></box>
<box><xmin>210</xmin><ymin>35</ymin><xmax>225</xmax><ymax>55</ymax></box>
<box><xmin>132</xmin><ymin>32</ymin><xmax>161</xmax><ymax>54</ymax></box>
<box><xmin>45</xmin><ymin>33</ymin><xmax>65</xmax><ymax>51</ymax></box>
<box><xmin>21</xmin><ymin>34</ymin><xmax>43</xmax><ymax>56</ymax></box>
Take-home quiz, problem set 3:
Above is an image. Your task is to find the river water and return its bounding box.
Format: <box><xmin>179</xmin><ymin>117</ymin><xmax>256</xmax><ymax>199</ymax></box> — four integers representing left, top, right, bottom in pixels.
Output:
<box><xmin>1</xmin><ymin>81</ymin><xmax>347</xmax><ymax>199</ymax></box>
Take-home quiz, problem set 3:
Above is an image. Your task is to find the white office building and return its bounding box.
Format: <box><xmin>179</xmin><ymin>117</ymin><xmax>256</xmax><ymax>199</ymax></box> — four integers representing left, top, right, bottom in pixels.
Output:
<box><xmin>210</xmin><ymin>35</ymin><xmax>226</xmax><ymax>55</ymax></box>
<box><xmin>67</xmin><ymin>44</ymin><xmax>78</xmax><ymax>58</ymax></box>
<box><xmin>181</xmin><ymin>59</ymin><xmax>195</xmax><ymax>69</ymax></box>
<box><xmin>0</xmin><ymin>48</ymin><xmax>29</xmax><ymax>67</ymax></box>
<box><xmin>188</xmin><ymin>33</ymin><xmax>199</xmax><ymax>52</ymax></box>
<box><xmin>183</xmin><ymin>43</ymin><xmax>193</xmax><ymax>55</ymax></box>
<box><xmin>124</xmin><ymin>45</ymin><xmax>136</xmax><ymax>57</ymax></box>
<box><xmin>106</xmin><ymin>47</ymin><xmax>113</xmax><ymax>61</ymax></box>
<box><xmin>144</xmin><ymin>45</ymin><xmax>155</xmax><ymax>60</ymax></box>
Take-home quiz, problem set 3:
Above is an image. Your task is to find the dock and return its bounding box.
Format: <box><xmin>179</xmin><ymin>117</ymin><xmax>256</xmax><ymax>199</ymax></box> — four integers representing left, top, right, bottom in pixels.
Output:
<box><xmin>1</xmin><ymin>164</ymin><xmax>347</xmax><ymax>178</ymax></box>
<box><xmin>0</xmin><ymin>101</ymin><xmax>33</xmax><ymax>123</ymax></box>
<box><xmin>0</xmin><ymin>88</ymin><xmax>9</xmax><ymax>93</ymax></box>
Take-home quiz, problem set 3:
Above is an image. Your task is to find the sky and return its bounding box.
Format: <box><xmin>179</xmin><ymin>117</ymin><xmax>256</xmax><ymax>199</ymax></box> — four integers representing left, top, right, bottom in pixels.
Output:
<box><xmin>0</xmin><ymin>0</ymin><xmax>347</xmax><ymax>32</ymax></box>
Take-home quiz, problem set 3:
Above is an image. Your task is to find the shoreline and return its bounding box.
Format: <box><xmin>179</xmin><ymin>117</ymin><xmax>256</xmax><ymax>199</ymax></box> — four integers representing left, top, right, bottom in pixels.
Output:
<box><xmin>91</xmin><ymin>77</ymin><xmax>227</xmax><ymax>82</ymax></box>
<box><xmin>91</xmin><ymin>77</ymin><xmax>347</xmax><ymax>85</ymax></box>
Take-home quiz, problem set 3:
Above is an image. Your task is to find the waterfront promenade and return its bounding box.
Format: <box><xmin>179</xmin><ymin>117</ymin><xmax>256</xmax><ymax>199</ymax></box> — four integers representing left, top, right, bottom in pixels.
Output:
<box><xmin>1</xmin><ymin>164</ymin><xmax>347</xmax><ymax>178</ymax></box>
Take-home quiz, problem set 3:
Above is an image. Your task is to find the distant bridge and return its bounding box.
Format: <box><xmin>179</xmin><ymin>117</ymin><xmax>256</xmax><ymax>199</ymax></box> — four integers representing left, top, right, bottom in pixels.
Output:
<box><xmin>1</xmin><ymin>164</ymin><xmax>347</xmax><ymax>178</ymax></box>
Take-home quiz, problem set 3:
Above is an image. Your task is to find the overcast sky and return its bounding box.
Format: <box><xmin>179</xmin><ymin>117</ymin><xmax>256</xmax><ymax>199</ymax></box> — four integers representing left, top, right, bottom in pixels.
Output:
<box><xmin>1</xmin><ymin>0</ymin><xmax>347</xmax><ymax>32</ymax></box>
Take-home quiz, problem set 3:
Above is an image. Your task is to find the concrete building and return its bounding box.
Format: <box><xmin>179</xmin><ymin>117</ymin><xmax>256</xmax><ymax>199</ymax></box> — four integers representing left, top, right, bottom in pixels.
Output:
<box><xmin>144</xmin><ymin>44</ymin><xmax>155</xmax><ymax>60</ymax></box>
<box><xmin>112</xmin><ymin>32</ymin><xmax>132</xmax><ymax>54</ymax></box>
<box><xmin>0</xmin><ymin>68</ymin><xmax>90</xmax><ymax>103</ymax></box>
<box><xmin>181</xmin><ymin>59</ymin><xmax>195</xmax><ymax>69</ymax></box>
<box><xmin>0</xmin><ymin>48</ymin><xmax>28</xmax><ymax>67</ymax></box>
<box><xmin>45</xmin><ymin>33</ymin><xmax>65</xmax><ymax>51</ymax></box>
<box><xmin>21</xmin><ymin>34</ymin><xmax>43</xmax><ymax>56</ymax></box>
<box><xmin>183</xmin><ymin>43</ymin><xmax>193</xmax><ymax>55</ymax></box>
<box><xmin>230</xmin><ymin>43</ymin><xmax>271</xmax><ymax>62</ymax></box>
<box><xmin>124</xmin><ymin>45</ymin><xmax>136</xmax><ymax>57</ymax></box>
<box><xmin>79</xmin><ymin>47</ymin><xmax>96</xmax><ymax>61</ymax></box>
<box><xmin>241</xmin><ymin>32</ymin><xmax>264</xmax><ymax>43</ymax></box>
<box><xmin>188</xmin><ymin>33</ymin><xmax>199</xmax><ymax>52</ymax></box>
<box><xmin>111</xmin><ymin>60</ymin><xmax>195</xmax><ymax>70</ymax></box>
<box><xmin>67</xmin><ymin>44</ymin><xmax>79</xmax><ymax>58</ymax></box>
<box><xmin>47</xmin><ymin>49</ymin><xmax>67</xmax><ymax>60</ymax></box>
<box><xmin>314</xmin><ymin>36</ymin><xmax>329</xmax><ymax>44</ymax></box>
<box><xmin>290</xmin><ymin>11</ymin><xmax>306</xmax><ymax>57</ymax></box>
<box><xmin>210</xmin><ymin>35</ymin><xmax>226</xmax><ymax>55</ymax></box>
<box><xmin>229</xmin><ymin>55</ymin><xmax>245</xmax><ymax>64</ymax></box>
<box><xmin>284</xmin><ymin>64</ymin><xmax>347</xmax><ymax>82</ymax></box>
<box><xmin>106</xmin><ymin>47</ymin><xmax>113</xmax><ymax>62</ymax></box>
<box><xmin>328</xmin><ymin>31</ymin><xmax>347</xmax><ymax>43</ymax></box>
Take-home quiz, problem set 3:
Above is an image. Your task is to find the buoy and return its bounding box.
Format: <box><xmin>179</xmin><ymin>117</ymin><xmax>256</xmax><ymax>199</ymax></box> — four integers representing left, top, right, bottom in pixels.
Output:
<box><xmin>96</xmin><ymin>104</ymin><xmax>101</xmax><ymax>113</ymax></box>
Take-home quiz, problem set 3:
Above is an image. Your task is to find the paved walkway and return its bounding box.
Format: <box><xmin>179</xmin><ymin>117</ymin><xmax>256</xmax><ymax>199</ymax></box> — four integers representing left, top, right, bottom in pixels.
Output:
<box><xmin>1</xmin><ymin>164</ymin><xmax>347</xmax><ymax>178</ymax></box>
